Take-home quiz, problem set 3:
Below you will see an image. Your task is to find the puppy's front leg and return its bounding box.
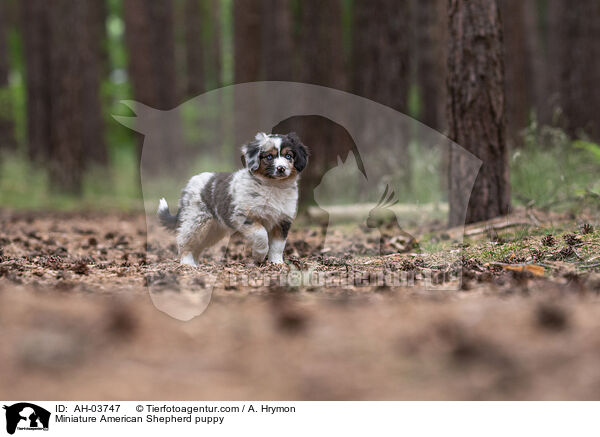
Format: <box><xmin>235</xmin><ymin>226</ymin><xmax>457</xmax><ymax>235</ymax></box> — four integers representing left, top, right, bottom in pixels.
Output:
<box><xmin>268</xmin><ymin>220</ymin><xmax>291</xmax><ymax>264</ymax></box>
<box><xmin>239</xmin><ymin>222</ymin><xmax>269</xmax><ymax>263</ymax></box>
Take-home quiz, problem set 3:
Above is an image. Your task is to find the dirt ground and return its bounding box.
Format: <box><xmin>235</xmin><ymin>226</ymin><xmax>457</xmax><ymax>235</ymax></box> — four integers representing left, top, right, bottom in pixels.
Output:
<box><xmin>1</xmin><ymin>209</ymin><xmax>600</xmax><ymax>400</ymax></box>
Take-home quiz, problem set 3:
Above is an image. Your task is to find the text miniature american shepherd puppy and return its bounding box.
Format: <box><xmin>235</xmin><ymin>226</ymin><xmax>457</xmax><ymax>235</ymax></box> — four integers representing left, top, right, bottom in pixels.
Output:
<box><xmin>157</xmin><ymin>132</ymin><xmax>308</xmax><ymax>266</ymax></box>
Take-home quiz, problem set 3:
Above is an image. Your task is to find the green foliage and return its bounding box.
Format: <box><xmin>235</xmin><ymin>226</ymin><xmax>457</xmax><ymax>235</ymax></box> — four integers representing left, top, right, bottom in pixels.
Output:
<box><xmin>104</xmin><ymin>0</ymin><xmax>136</xmax><ymax>158</ymax></box>
<box><xmin>573</xmin><ymin>139</ymin><xmax>600</xmax><ymax>163</ymax></box>
<box><xmin>511</xmin><ymin>121</ymin><xmax>600</xmax><ymax>208</ymax></box>
<box><xmin>0</xmin><ymin>150</ymin><xmax>141</xmax><ymax>211</ymax></box>
<box><xmin>341</xmin><ymin>0</ymin><xmax>354</xmax><ymax>61</ymax></box>
<box><xmin>7</xmin><ymin>21</ymin><xmax>26</xmax><ymax>147</ymax></box>
<box><xmin>407</xmin><ymin>84</ymin><xmax>422</xmax><ymax>120</ymax></box>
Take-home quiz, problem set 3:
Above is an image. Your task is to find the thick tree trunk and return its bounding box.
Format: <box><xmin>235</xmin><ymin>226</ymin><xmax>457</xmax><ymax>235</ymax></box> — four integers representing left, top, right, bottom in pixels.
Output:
<box><xmin>293</xmin><ymin>0</ymin><xmax>348</xmax><ymax>205</ymax></box>
<box><xmin>353</xmin><ymin>0</ymin><xmax>412</xmax><ymax>188</ymax></box>
<box><xmin>21</xmin><ymin>0</ymin><xmax>51</xmax><ymax>161</ymax></box>
<box><xmin>233</xmin><ymin>0</ymin><xmax>261</xmax><ymax>84</ymax></box>
<box><xmin>184</xmin><ymin>0</ymin><xmax>221</xmax><ymax>93</ymax></box>
<box><xmin>184</xmin><ymin>0</ymin><xmax>205</xmax><ymax>96</ymax></box>
<box><xmin>297</xmin><ymin>0</ymin><xmax>345</xmax><ymax>90</ymax></box>
<box><xmin>232</xmin><ymin>0</ymin><xmax>262</xmax><ymax>164</ymax></box>
<box><xmin>124</xmin><ymin>0</ymin><xmax>177</xmax><ymax>111</ymax></box>
<box><xmin>89</xmin><ymin>0</ymin><xmax>108</xmax><ymax>75</ymax></box>
<box><xmin>47</xmin><ymin>0</ymin><xmax>85</xmax><ymax>191</ymax></box>
<box><xmin>415</xmin><ymin>0</ymin><xmax>446</xmax><ymax>132</ymax></box>
<box><xmin>207</xmin><ymin>0</ymin><xmax>222</xmax><ymax>89</ymax></box>
<box><xmin>353</xmin><ymin>0</ymin><xmax>410</xmax><ymax>113</ymax></box>
<box><xmin>81</xmin><ymin>0</ymin><xmax>107</xmax><ymax>165</ymax></box>
<box><xmin>260</xmin><ymin>0</ymin><xmax>293</xmax><ymax>81</ymax></box>
<box><xmin>447</xmin><ymin>0</ymin><xmax>510</xmax><ymax>226</ymax></box>
<box><xmin>539</xmin><ymin>0</ymin><xmax>562</xmax><ymax>126</ymax></box>
<box><xmin>0</xmin><ymin>0</ymin><xmax>16</xmax><ymax>151</ymax></box>
<box><xmin>499</xmin><ymin>0</ymin><xmax>534</xmax><ymax>145</ymax></box>
<box><xmin>123</xmin><ymin>0</ymin><xmax>180</xmax><ymax>172</ymax></box>
<box><xmin>21</xmin><ymin>0</ymin><xmax>106</xmax><ymax>191</ymax></box>
<box><xmin>557</xmin><ymin>0</ymin><xmax>600</xmax><ymax>140</ymax></box>
<box><xmin>523</xmin><ymin>0</ymin><xmax>546</xmax><ymax>127</ymax></box>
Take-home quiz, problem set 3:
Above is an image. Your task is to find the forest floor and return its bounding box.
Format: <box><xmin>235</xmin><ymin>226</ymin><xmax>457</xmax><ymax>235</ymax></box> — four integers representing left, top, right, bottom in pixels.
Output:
<box><xmin>1</xmin><ymin>207</ymin><xmax>600</xmax><ymax>400</ymax></box>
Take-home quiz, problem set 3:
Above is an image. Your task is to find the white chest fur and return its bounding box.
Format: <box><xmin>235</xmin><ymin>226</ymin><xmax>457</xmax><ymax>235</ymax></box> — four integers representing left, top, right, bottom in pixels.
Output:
<box><xmin>231</xmin><ymin>170</ymin><xmax>298</xmax><ymax>229</ymax></box>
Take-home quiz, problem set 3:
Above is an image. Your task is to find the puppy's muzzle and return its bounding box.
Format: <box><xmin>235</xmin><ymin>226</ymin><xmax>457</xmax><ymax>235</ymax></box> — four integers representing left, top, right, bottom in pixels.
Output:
<box><xmin>276</xmin><ymin>165</ymin><xmax>286</xmax><ymax>175</ymax></box>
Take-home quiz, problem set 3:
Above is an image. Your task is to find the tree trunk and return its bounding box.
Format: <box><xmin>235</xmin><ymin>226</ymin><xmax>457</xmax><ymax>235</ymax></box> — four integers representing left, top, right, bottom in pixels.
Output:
<box><xmin>123</xmin><ymin>0</ymin><xmax>177</xmax><ymax>111</ymax></box>
<box><xmin>184</xmin><ymin>0</ymin><xmax>205</xmax><ymax>96</ymax></box>
<box><xmin>353</xmin><ymin>0</ymin><xmax>412</xmax><ymax>188</ymax></box>
<box><xmin>232</xmin><ymin>0</ymin><xmax>262</xmax><ymax>164</ymax></box>
<box><xmin>290</xmin><ymin>0</ymin><xmax>348</xmax><ymax>205</ymax></box>
<box><xmin>0</xmin><ymin>0</ymin><xmax>16</xmax><ymax>151</ymax></box>
<box><xmin>297</xmin><ymin>0</ymin><xmax>345</xmax><ymax>90</ymax></box>
<box><xmin>21</xmin><ymin>0</ymin><xmax>51</xmax><ymax>161</ymax></box>
<box><xmin>207</xmin><ymin>0</ymin><xmax>222</xmax><ymax>89</ymax></box>
<box><xmin>523</xmin><ymin>0</ymin><xmax>546</xmax><ymax>127</ymax></box>
<box><xmin>81</xmin><ymin>0</ymin><xmax>107</xmax><ymax>165</ymax></box>
<box><xmin>89</xmin><ymin>0</ymin><xmax>108</xmax><ymax>75</ymax></box>
<box><xmin>21</xmin><ymin>0</ymin><xmax>106</xmax><ymax>191</ymax></box>
<box><xmin>447</xmin><ymin>0</ymin><xmax>510</xmax><ymax>226</ymax></box>
<box><xmin>415</xmin><ymin>0</ymin><xmax>446</xmax><ymax>132</ymax></box>
<box><xmin>539</xmin><ymin>0</ymin><xmax>562</xmax><ymax>126</ymax></box>
<box><xmin>499</xmin><ymin>0</ymin><xmax>533</xmax><ymax>145</ymax></box>
<box><xmin>123</xmin><ymin>0</ymin><xmax>179</xmax><ymax>170</ymax></box>
<box><xmin>557</xmin><ymin>0</ymin><xmax>600</xmax><ymax>140</ymax></box>
<box><xmin>233</xmin><ymin>0</ymin><xmax>261</xmax><ymax>84</ymax></box>
<box><xmin>353</xmin><ymin>0</ymin><xmax>410</xmax><ymax>113</ymax></box>
<box><xmin>260</xmin><ymin>0</ymin><xmax>293</xmax><ymax>81</ymax></box>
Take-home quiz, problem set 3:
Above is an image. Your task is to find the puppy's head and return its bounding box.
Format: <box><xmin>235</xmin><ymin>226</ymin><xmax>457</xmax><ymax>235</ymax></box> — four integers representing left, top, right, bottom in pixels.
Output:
<box><xmin>241</xmin><ymin>132</ymin><xmax>308</xmax><ymax>180</ymax></box>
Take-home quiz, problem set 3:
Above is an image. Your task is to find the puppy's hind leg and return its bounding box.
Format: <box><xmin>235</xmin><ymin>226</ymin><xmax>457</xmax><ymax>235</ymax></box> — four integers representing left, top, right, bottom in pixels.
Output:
<box><xmin>177</xmin><ymin>213</ymin><xmax>222</xmax><ymax>266</ymax></box>
<box><xmin>190</xmin><ymin>221</ymin><xmax>227</xmax><ymax>262</ymax></box>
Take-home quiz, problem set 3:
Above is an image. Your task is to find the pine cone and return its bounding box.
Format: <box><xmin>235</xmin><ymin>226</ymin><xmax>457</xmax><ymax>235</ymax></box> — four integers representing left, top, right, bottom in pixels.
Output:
<box><xmin>541</xmin><ymin>234</ymin><xmax>555</xmax><ymax>247</ymax></box>
<box><xmin>563</xmin><ymin>233</ymin><xmax>581</xmax><ymax>246</ymax></box>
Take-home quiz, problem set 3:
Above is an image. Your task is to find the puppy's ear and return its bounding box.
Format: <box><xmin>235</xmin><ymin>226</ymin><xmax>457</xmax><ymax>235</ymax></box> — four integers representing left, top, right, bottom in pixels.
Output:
<box><xmin>288</xmin><ymin>132</ymin><xmax>309</xmax><ymax>172</ymax></box>
<box><xmin>241</xmin><ymin>142</ymin><xmax>260</xmax><ymax>172</ymax></box>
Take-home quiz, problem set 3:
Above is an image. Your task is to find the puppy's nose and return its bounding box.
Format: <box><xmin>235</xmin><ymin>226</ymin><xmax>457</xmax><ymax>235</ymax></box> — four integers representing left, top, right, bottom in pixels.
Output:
<box><xmin>276</xmin><ymin>166</ymin><xmax>286</xmax><ymax>174</ymax></box>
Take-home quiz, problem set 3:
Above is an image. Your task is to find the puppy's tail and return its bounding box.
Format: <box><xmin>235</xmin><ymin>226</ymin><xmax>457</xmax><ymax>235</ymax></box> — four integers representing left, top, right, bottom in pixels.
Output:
<box><xmin>157</xmin><ymin>198</ymin><xmax>178</xmax><ymax>230</ymax></box>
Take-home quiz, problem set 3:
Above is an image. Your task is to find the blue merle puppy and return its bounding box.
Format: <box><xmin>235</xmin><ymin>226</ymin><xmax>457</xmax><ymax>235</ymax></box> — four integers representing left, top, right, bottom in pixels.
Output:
<box><xmin>157</xmin><ymin>132</ymin><xmax>308</xmax><ymax>266</ymax></box>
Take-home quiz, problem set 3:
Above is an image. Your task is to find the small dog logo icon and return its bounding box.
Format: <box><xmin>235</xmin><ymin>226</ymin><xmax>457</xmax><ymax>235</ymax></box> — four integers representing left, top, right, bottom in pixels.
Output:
<box><xmin>3</xmin><ymin>403</ymin><xmax>50</xmax><ymax>435</ymax></box>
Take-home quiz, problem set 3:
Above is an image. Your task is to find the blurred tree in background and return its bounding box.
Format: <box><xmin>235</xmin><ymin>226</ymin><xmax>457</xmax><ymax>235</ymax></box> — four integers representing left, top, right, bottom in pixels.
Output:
<box><xmin>352</xmin><ymin>0</ymin><xmax>412</xmax><ymax>187</ymax></box>
<box><xmin>123</xmin><ymin>0</ymin><xmax>178</xmax><ymax>171</ymax></box>
<box><xmin>21</xmin><ymin>0</ymin><xmax>105</xmax><ymax>192</ymax></box>
<box><xmin>0</xmin><ymin>0</ymin><xmax>15</xmax><ymax>153</ymax></box>
<box><xmin>556</xmin><ymin>0</ymin><xmax>600</xmax><ymax>141</ymax></box>
<box><xmin>414</xmin><ymin>0</ymin><xmax>446</xmax><ymax>133</ymax></box>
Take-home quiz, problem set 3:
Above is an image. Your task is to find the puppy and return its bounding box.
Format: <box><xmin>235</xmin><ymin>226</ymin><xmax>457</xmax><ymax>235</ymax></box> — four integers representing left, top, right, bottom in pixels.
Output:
<box><xmin>157</xmin><ymin>132</ymin><xmax>308</xmax><ymax>265</ymax></box>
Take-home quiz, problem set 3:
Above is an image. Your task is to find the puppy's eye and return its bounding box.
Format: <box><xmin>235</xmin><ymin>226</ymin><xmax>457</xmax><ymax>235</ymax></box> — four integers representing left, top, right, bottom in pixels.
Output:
<box><xmin>265</xmin><ymin>155</ymin><xmax>273</xmax><ymax>161</ymax></box>
<box><xmin>285</xmin><ymin>154</ymin><xmax>292</xmax><ymax>160</ymax></box>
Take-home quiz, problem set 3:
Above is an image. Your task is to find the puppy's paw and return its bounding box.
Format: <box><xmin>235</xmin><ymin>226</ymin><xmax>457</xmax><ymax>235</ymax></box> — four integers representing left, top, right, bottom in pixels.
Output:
<box><xmin>268</xmin><ymin>255</ymin><xmax>284</xmax><ymax>264</ymax></box>
<box><xmin>180</xmin><ymin>253</ymin><xmax>198</xmax><ymax>267</ymax></box>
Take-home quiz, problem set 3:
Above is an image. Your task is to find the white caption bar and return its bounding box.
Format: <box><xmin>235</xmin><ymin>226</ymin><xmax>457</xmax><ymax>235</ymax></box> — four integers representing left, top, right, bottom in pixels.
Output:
<box><xmin>1</xmin><ymin>401</ymin><xmax>598</xmax><ymax>436</ymax></box>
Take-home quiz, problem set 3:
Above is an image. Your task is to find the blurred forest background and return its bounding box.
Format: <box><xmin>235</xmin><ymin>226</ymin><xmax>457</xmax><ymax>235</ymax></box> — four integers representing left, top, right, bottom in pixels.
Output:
<box><xmin>0</xmin><ymin>0</ymin><xmax>599</xmax><ymax>217</ymax></box>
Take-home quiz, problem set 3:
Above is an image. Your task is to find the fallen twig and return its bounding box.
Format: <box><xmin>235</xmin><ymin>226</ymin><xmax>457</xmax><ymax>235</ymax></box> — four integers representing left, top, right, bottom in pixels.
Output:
<box><xmin>526</xmin><ymin>209</ymin><xmax>541</xmax><ymax>227</ymax></box>
<box><xmin>580</xmin><ymin>262</ymin><xmax>600</xmax><ymax>269</ymax></box>
<box><xmin>465</xmin><ymin>221</ymin><xmax>532</xmax><ymax>237</ymax></box>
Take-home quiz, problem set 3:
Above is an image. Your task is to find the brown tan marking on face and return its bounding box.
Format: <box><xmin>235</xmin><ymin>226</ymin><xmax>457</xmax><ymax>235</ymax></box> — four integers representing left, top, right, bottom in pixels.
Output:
<box><xmin>280</xmin><ymin>146</ymin><xmax>298</xmax><ymax>178</ymax></box>
<box><xmin>253</xmin><ymin>146</ymin><xmax>278</xmax><ymax>178</ymax></box>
